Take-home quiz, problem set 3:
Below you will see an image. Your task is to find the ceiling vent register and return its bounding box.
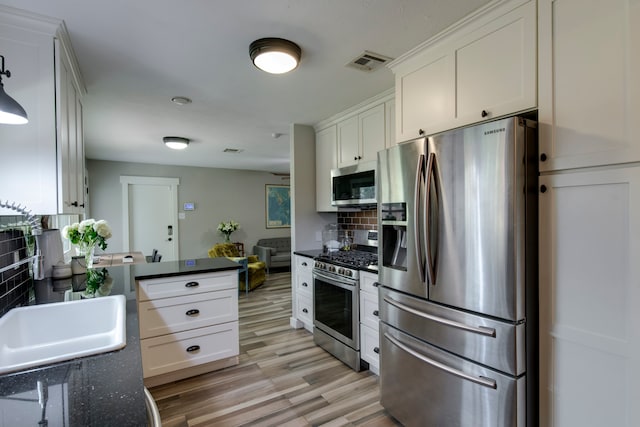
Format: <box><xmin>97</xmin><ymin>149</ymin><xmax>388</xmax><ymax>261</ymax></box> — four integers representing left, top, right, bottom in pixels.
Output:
<box><xmin>346</xmin><ymin>51</ymin><xmax>393</xmax><ymax>72</ymax></box>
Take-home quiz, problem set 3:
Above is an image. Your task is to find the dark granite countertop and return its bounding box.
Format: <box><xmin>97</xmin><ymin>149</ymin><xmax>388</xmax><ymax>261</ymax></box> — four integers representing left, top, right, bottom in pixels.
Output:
<box><xmin>293</xmin><ymin>249</ymin><xmax>324</xmax><ymax>259</ymax></box>
<box><xmin>0</xmin><ymin>257</ymin><xmax>240</xmax><ymax>426</ymax></box>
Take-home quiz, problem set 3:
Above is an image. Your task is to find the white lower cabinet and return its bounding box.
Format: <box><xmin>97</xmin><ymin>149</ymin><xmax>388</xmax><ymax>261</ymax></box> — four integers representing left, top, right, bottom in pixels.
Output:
<box><xmin>359</xmin><ymin>271</ymin><xmax>380</xmax><ymax>374</ymax></box>
<box><xmin>137</xmin><ymin>270</ymin><xmax>239</xmax><ymax>386</ymax></box>
<box><xmin>539</xmin><ymin>165</ymin><xmax>640</xmax><ymax>426</ymax></box>
<box><xmin>293</xmin><ymin>255</ymin><xmax>314</xmax><ymax>331</ymax></box>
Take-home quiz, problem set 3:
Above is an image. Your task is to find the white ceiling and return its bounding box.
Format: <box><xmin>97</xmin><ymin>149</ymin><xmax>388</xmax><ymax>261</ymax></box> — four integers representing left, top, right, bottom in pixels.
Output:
<box><xmin>2</xmin><ymin>0</ymin><xmax>490</xmax><ymax>173</ymax></box>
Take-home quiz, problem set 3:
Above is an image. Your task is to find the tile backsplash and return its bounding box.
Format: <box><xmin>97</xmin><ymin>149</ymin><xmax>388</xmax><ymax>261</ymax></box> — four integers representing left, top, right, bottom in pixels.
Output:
<box><xmin>0</xmin><ymin>226</ymin><xmax>31</xmax><ymax>317</ymax></box>
<box><xmin>337</xmin><ymin>209</ymin><xmax>378</xmax><ymax>231</ymax></box>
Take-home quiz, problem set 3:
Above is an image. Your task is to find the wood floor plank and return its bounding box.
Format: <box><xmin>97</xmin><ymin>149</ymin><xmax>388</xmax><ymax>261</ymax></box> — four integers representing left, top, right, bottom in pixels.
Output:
<box><xmin>149</xmin><ymin>271</ymin><xmax>400</xmax><ymax>426</ymax></box>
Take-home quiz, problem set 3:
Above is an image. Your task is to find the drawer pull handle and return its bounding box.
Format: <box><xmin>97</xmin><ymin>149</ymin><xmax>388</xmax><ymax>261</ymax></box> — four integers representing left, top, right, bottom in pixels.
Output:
<box><xmin>302</xmin><ymin>308</ymin><xmax>308</xmax><ymax>313</ymax></box>
<box><xmin>373</xmin><ymin>310</ymin><xmax>379</xmax><ymax>316</ymax></box>
<box><xmin>186</xmin><ymin>345</ymin><xmax>200</xmax><ymax>353</ymax></box>
<box><xmin>373</xmin><ymin>282</ymin><xmax>380</xmax><ymax>287</ymax></box>
<box><xmin>374</xmin><ymin>347</ymin><xmax>380</xmax><ymax>354</ymax></box>
<box><xmin>186</xmin><ymin>309</ymin><xmax>200</xmax><ymax>316</ymax></box>
<box><xmin>302</xmin><ymin>262</ymin><xmax>307</xmax><ymax>266</ymax></box>
<box><xmin>302</xmin><ymin>282</ymin><xmax>308</xmax><ymax>287</ymax></box>
<box><xmin>185</xmin><ymin>281</ymin><xmax>199</xmax><ymax>288</ymax></box>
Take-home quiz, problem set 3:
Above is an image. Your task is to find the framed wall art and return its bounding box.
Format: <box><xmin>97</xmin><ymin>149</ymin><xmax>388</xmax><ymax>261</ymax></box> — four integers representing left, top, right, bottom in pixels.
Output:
<box><xmin>265</xmin><ymin>184</ymin><xmax>291</xmax><ymax>228</ymax></box>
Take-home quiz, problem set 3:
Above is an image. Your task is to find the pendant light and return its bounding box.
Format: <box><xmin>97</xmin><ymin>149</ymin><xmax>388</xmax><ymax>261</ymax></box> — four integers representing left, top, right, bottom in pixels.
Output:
<box><xmin>0</xmin><ymin>55</ymin><xmax>28</xmax><ymax>125</ymax></box>
<box><xmin>249</xmin><ymin>38</ymin><xmax>301</xmax><ymax>74</ymax></box>
<box><xmin>163</xmin><ymin>136</ymin><xmax>190</xmax><ymax>150</ymax></box>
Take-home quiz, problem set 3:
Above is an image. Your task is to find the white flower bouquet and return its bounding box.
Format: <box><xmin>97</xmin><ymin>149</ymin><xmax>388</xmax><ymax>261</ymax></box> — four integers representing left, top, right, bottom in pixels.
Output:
<box><xmin>63</xmin><ymin>218</ymin><xmax>112</xmax><ymax>252</ymax></box>
<box><xmin>217</xmin><ymin>220</ymin><xmax>240</xmax><ymax>242</ymax></box>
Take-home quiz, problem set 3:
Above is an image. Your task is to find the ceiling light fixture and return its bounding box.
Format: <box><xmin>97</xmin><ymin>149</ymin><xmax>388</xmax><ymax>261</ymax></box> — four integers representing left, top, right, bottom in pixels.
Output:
<box><xmin>163</xmin><ymin>136</ymin><xmax>190</xmax><ymax>150</ymax></box>
<box><xmin>249</xmin><ymin>38</ymin><xmax>301</xmax><ymax>74</ymax></box>
<box><xmin>171</xmin><ymin>96</ymin><xmax>192</xmax><ymax>105</ymax></box>
<box><xmin>0</xmin><ymin>55</ymin><xmax>28</xmax><ymax>125</ymax></box>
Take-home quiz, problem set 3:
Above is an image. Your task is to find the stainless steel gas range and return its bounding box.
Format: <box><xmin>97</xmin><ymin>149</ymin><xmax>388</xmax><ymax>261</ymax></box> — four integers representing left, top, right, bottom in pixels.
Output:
<box><xmin>312</xmin><ymin>230</ymin><xmax>378</xmax><ymax>371</ymax></box>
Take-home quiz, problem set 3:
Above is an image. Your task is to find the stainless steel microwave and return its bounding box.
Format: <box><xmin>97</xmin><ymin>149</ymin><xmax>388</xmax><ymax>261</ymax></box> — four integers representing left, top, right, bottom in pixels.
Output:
<box><xmin>331</xmin><ymin>161</ymin><xmax>376</xmax><ymax>207</ymax></box>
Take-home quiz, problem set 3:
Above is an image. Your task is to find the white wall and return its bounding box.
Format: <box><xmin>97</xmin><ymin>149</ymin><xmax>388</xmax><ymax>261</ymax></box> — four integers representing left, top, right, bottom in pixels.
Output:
<box><xmin>290</xmin><ymin>123</ymin><xmax>336</xmax><ymax>251</ymax></box>
<box><xmin>86</xmin><ymin>159</ymin><xmax>290</xmax><ymax>259</ymax></box>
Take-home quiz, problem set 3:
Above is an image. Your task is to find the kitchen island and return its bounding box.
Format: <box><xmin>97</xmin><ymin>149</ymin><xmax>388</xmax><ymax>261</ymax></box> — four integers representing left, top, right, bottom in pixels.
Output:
<box><xmin>0</xmin><ymin>257</ymin><xmax>240</xmax><ymax>426</ymax></box>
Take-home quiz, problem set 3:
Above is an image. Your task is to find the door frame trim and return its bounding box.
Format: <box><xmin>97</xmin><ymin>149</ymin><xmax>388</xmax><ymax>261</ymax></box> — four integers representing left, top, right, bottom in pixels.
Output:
<box><xmin>120</xmin><ymin>175</ymin><xmax>180</xmax><ymax>260</ymax></box>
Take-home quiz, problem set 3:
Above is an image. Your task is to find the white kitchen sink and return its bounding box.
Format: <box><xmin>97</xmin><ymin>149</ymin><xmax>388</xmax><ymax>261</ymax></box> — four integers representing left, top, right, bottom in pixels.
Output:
<box><xmin>0</xmin><ymin>295</ymin><xmax>126</xmax><ymax>374</ymax></box>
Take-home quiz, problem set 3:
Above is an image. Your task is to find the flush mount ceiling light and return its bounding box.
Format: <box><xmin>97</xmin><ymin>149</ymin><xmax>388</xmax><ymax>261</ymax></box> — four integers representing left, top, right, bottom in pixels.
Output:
<box><xmin>249</xmin><ymin>38</ymin><xmax>301</xmax><ymax>74</ymax></box>
<box><xmin>0</xmin><ymin>55</ymin><xmax>28</xmax><ymax>125</ymax></box>
<box><xmin>163</xmin><ymin>136</ymin><xmax>190</xmax><ymax>150</ymax></box>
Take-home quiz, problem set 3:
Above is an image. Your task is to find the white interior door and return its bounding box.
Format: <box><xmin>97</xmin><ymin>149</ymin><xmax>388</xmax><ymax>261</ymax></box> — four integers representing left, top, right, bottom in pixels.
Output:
<box><xmin>120</xmin><ymin>176</ymin><xmax>179</xmax><ymax>261</ymax></box>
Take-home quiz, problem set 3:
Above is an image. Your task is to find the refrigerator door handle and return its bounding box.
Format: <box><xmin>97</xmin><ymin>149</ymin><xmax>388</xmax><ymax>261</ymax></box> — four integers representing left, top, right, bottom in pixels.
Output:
<box><xmin>384</xmin><ymin>332</ymin><xmax>497</xmax><ymax>389</ymax></box>
<box><xmin>383</xmin><ymin>296</ymin><xmax>497</xmax><ymax>338</ymax></box>
<box><xmin>424</xmin><ymin>152</ymin><xmax>436</xmax><ymax>285</ymax></box>
<box><xmin>414</xmin><ymin>153</ymin><xmax>426</xmax><ymax>283</ymax></box>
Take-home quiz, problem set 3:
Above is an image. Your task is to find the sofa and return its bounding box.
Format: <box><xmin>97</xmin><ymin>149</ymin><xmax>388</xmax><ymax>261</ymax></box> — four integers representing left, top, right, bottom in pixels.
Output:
<box><xmin>253</xmin><ymin>237</ymin><xmax>291</xmax><ymax>273</ymax></box>
<box><xmin>208</xmin><ymin>243</ymin><xmax>266</xmax><ymax>292</ymax></box>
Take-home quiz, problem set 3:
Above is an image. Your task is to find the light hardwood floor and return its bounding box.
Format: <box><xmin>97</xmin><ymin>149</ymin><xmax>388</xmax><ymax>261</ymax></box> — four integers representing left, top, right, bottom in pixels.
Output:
<box><xmin>149</xmin><ymin>271</ymin><xmax>400</xmax><ymax>427</ymax></box>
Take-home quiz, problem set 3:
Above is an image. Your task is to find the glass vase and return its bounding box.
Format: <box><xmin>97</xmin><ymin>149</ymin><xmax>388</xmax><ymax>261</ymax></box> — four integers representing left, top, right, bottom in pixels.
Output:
<box><xmin>77</xmin><ymin>243</ymin><xmax>96</xmax><ymax>269</ymax></box>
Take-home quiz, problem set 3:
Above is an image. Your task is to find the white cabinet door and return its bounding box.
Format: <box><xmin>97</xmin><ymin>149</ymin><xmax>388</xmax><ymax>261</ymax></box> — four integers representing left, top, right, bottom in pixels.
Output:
<box><xmin>538</xmin><ymin>0</ymin><xmax>640</xmax><ymax>171</ymax></box>
<box><xmin>359</xmin><ymin>104</ymin><xmax>385</xmax><ymax>163</ymax></box>
<box><xmin>56</xmin><ymin>39</ymin><xmax>85</xmax><ymax>214</ymax></box>
<box><xmin>315</xmin><ymin>125</ymin><xmax>337</xmax><ymax>212</ymax></box>
<box><xmin>385</xmin><ymin>99</ymin><xmax>396</xmax><ymax>148</ymax></box>
<box><xmin>394</xmin><ymin>48</ymin><xmax>454</xmax><ymax>141</ymax></box>
<box><xmin>336</xmin><ymin>115</ymin><xmax>359</xmax><ymax>167</ymax></box>
<box><xmin>455</xmin><ymin>0</ymin><xmax>536</xmax><ymax>124</ymax></box>
<box><xmin>539</xmin><ymin>166</ymin><xmax>640</xmax><ymax>427</ymax></box>
<box><xmin>0</xmin><ymin>19</ymin><xmax>57</xmax><ymax>215</ymax></box>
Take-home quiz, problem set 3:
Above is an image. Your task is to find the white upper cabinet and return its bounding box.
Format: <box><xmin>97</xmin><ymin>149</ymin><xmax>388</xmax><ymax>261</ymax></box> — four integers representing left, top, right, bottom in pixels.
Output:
<box><xmin>390</xmin><ymin>0</ymin><xmax>536</xmax><ymax>141</ymax></box>
<box><xmin>336</xmin><ymin>115</ymin><xmax>359</xmax><ymax>168</ymax></box>
<box><xmin>315</xmin><ymin>125</ymin><xmax>337</xmax><ymax>212</ymax></box>
<box><xmin>336</xmin><ymin>103</ymin><xmax>387</xmax><ymax>168</ymax></box>
<box><xmin>538</xmin><ymin>0</ymin><xmax>640</xmax><ymax>171</ymax></box>
<box><xmin>0</xmin><ymin>7</ymin><xmax>85</xmax><ymax>215</ymax></box>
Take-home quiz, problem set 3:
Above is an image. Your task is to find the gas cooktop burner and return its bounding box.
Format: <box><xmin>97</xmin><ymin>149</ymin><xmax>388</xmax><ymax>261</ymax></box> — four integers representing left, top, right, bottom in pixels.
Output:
<box><xmin>315</xmin><ymin>249</ymin><xmax>378</xmax><ymax>269</ymax></box>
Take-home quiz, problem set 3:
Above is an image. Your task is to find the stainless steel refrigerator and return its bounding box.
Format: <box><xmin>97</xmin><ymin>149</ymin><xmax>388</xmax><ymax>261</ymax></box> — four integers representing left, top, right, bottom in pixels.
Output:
<box><xmin>377</xmin><ymin>116</ymin><xmax>538</xmax><ymax>427</ymax></box>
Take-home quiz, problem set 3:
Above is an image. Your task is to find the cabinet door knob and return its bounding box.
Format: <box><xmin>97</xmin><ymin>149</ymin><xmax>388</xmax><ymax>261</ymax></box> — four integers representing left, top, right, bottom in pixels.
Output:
<box><xmin>358</xmin><ymin>156</ymin><xmax>362</xmax><ymax>160</ymax></box>
<box><xmin>418</xmin><ymin>129</ymin><xmax>425</xmax><ymax>136</ymax></box>
<box><xmin>186</xmin><ymin>309</ymin><xmax>200</xmax><ymax>316</ymax></box>
<box><xmin>71</xmin><ymin>201</ymin><xmax>78</xmax><ymax>207</ymax></box>
<box><xmin>301</xmin><ymin>262</ymin><xmax>307</xmax><ymax>266</ymax></box>
<box><xmin>481</xmin><ymin>110</ymin><xmax>489</xmax><ymax>118</ymax></box>
<box><xmin>185</xmin><ymin>281</ymin><xmax>199</xmax><ymax>288</ymax></box>
<box><xmin>302</xmin><ymin>282</ymin><xmax>308</xmax><ymax>287</ymax></box>
<box><xmin>373</xmin><ymin>310</ymin><xmax>379</xmax><ymax>316</ymax></box>
<box><xmin>540</xmin><ymin>153</ymin><xmax>547</xmax><ymax>162</ymax></box>
<box><xmin>373</xmin><ymin>347</ymin><xmax>380</xmax><ymax>354</ymax></box>
<box><xmin>186</xmin><ymin>345</ymin><xmax>200</xmax><ymax>353</ymax></box>
<box><xmin>373</xmin><ymin>282</ymin><xmax>380</xmax><ymax>287</ymax></box>
<box><xmin>540</xmin><ymin>185</ymin><xmax>547</xmax><ymax>193</ymax></box>
<box><xmin>354</xmin><ymin>156</ymin><xmax>358</xmax><ymax>160</ymax></box>
<box><xmin>302</xmin><ymin>308</ymin><xmax>308</xmax><ymax>313</ymax></box>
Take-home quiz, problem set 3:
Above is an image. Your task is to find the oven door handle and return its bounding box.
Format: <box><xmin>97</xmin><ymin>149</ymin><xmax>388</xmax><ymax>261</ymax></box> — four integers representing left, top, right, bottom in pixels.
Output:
<box><xmin>312</xmin><ymin>271</ymin><xmax>357</xmax><ymax>289</ymax></box>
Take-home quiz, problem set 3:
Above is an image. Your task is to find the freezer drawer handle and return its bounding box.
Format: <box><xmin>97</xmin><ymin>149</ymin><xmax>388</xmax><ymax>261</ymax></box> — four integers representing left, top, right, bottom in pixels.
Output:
<box><xmin>383</xmin><ymin>296</ymin><xmax>496</xmax><ymax>338</ymax></box>
<box><xmin>384</xmin><ymin>332</ymin><xmax>497</xmax><ymax>389</ymax></box>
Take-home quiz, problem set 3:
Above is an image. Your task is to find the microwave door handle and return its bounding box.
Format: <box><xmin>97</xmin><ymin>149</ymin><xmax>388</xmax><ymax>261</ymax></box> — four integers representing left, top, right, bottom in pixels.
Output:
<box><xmin>425</xmin><ymin>152</ymin><xmax>436</xmax><ymax>284</ymax></box>
<box><xmin>414</xmin><ymin>153</ymin><xmax>426</xmax><ymax>283</ymax></box>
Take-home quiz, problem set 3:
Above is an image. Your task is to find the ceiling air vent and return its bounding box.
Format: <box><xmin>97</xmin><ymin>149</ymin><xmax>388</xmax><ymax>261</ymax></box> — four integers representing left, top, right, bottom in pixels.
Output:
<box><xmin>223</xmin><ymin>148</ymin><xmax>243</xmax><ymax>153</ymax></box>
<box><xmin>346</xmin><ymin>51</ymin><xmax>393</xmax><ymax>72</ymax></box>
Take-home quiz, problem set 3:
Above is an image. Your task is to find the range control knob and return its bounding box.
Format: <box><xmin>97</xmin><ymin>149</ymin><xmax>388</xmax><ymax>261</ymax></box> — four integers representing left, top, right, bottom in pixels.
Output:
<box><xmin>337</xmin><ymin>267</ymin><xmax>344</xmax><ymax>275</ymax></box>
<box><xmin>344</xmin><ymin>269</ymin><xmax>353</xmax><ymax>277</ymax></box>
<box><xmin>329</xmin><ymin>265</ymin><xmax>336</xmax><ymax>273</ymax></box>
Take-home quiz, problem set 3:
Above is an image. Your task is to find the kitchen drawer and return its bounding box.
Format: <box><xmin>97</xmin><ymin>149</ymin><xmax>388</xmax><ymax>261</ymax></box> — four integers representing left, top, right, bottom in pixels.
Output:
<box><xmin>141</xmin><ymin>322</ymin><xmax>239</xmax><ymax>378</ymax></box>
<box><xmin>295</xmin><ymin>255</ymin><xmax>313</xmax><ymax>273</ymax></box>
<box><xmin>359</xmin><ymin>290</ymin><xmax>380</xmax><ymax>331</ymax></box>
<box><xmin>138</xmin><ymin>289</ymin><xmax>238</xmax><ymax>339</ymax></box>
<box><xmin>360</xmin><ymin>323</ymin><xmax>380</xmax><ymax>375</ymax></box>
<box><xmin>360</xmin><ymin>271</ymin><xmax>379</xmax><ymax>295</ymax></box>
<box><xmin>296</xmin><ymin>273</ymin><xmax>313</xmax><ymax>297</ymax></box>
<box><xmin>137</xmin><ymin>271</ymin><xmax>236</xmax><ymax>301</ymax></box>
<box><xmin>296</xmin><ymin>292</ymin><xmax>313</xmax><ymax>326</ymax></box>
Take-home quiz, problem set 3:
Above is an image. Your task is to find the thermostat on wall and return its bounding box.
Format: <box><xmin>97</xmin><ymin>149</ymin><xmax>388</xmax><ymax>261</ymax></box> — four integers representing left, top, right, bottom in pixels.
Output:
<box><xmin>183</xmin><ymin>202</ymin><xmax>195</xmax><ymax>211</ymax></box>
